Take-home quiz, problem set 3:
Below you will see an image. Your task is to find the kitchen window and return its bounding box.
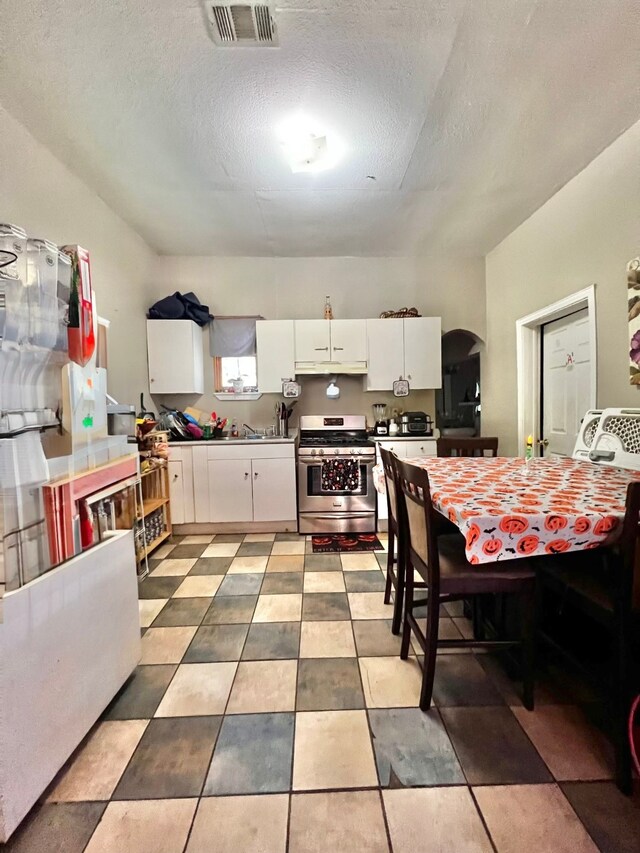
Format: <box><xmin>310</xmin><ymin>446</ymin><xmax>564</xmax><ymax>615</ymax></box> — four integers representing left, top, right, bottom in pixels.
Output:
<box><xmin>210</xmin><ymin>316</ymin><xmax>263</xmax><ymax>399</ymax></box>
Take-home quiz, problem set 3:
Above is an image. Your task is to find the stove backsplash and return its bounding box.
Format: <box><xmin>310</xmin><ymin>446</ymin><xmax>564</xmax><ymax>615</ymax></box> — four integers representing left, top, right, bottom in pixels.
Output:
<box><xmin>155</xmin><ymin>374</ymin><xmax>435</xmax><ymax>433</ymax></box>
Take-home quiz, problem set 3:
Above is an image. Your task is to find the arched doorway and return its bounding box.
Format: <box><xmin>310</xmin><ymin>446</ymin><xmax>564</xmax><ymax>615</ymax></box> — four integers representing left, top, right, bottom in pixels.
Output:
<box><xmin>437</xmin><ymin>329</ymin><xmax>484</xmax><ymax>437</ymax></box>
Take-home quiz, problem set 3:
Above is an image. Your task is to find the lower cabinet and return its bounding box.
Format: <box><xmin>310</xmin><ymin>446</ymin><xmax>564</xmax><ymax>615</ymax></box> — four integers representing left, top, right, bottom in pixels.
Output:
<box><xmin>207</xmin><ymin>459</ymin><xmax>254</xmax><ymax>523</ymax></box>
<box><xmin>252</xmin><ymin>458</ymin><xmax>297</xmax><ymax>522</ymax></box>
<box><xmin>376</xmin><ymin>438</ymin><xmax>437</xmax><ymax>523</ymax></box>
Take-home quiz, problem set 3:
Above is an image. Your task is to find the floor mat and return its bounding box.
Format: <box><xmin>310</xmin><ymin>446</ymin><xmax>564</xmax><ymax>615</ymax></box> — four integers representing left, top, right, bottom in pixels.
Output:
<box><xmin>311</xmin><ymin>534</ymin><xmax>384</xmax><ymax>553</ymax></box>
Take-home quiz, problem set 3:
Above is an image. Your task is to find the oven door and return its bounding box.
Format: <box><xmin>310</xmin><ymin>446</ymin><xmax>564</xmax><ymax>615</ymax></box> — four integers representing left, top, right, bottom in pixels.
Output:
<box><xmin>297</xmin><ymin>455</ymin><xmax>375</xmax><ymax>514</ymax></box>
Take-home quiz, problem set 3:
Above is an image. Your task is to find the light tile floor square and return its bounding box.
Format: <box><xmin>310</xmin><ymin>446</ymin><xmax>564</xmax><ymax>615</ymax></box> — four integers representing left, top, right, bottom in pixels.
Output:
<box><xmin>152</xmin><ymin>544</ymin><xmax>175</xmax><ymax>560</ymax></box>
<box><xmin>155</xmin><ymin>662</ymin><xmax>237</xmax><ymax>717</ymax></box>
<box><xmin>172</xmin><ymin>575</ymin><xmax>223</xmax><ymax>598</ymax></box>
<box><xmin>267</xmin><ymin>555</ymin><xmax>305</xmax><ymax>572</ymax></box>
<box><xmin>303</xmin><ymin>572</ymin><xmax>346</xmax><ymax>593</ymax></box>
<box><xmin>139</xmin><ymin>599</ymin><xmax>167</xmax><ymax>628</ymax></box>
<box><xmin>140</xmin><ymin>626</ymin><xmax>197</xmax><ymax>664</ymax></box>
<box><xmin>293</xmin><ymin>710</ymin><xmax>378</xmax><ymax>790</ymax></box>
<box><xmin>187</xmin><ymin>794</ymin><xmax>288</xmax><ymax>853</ymax></box>
<box><xmin>359</xmin><ymin>656</ymin><xmax>422</xmax><ymax>708</ymax></box>
<box><xmin>150</xmin><ymin>559</ymin><xmax>196</xmax><ymax>577</ymax></box>
<box><xmin>181</xmin><ymin>535</ymin><xmax>214</xmax><ymax>545</ymax></box>
<box><xmin>253</xmin><ymin>594</ymin><xmax>302</xmax><ymax>622</ymax></box>
<box><xmin>227</xmin><ymin>556</ymin><xmax>269</xmax><ymax>574</ymax></box>
<box><xmin>48</xmin><ymin>720</ymin><xmax>148</xmax><ymax>802</ymax></box>
<box><xmin>348</xmin><ymin>592</ymin><xmax>395</xmax><ymax>620</ymax></box>
<box><xmin>84</xmin><ymin>798</ymin><xmax>197</xmax><ymax>853</ymax></box>
<box><xmin>243</xmin><ymin>533</ymin><xmax>277</xmax><ymax>543</ymax></box>
<box><xmin>383</xmin><ymin>787</ymin><xmax>493</xmax><ymax>853</ymax></box>
<box><xmin>272</xmin><ymin>541</ymin><xmax>306</xmax><ymax>556</ymax></box>
<box><xmin>289</xmin><ymin>791</ymin><xmax>389</xmax><ymax>853</ymax></box>
<box><xmin>299</xmin><ymin>620</ymin><xmax>356</xmax><ymax>658</ymax></box>
<box><xmin>226</xmin><ymin>659</ymin><xmax>298</xmax><ymax>714</ymax></box>
<box><xmin>341</xmin><ymin>553</ymin><xmax>380</xmax><ymax>571</ymax></box>
<box><xmin>202</xmin><ymin>542</ymin><xmax>241</xmax><ymax>558</ymax></box>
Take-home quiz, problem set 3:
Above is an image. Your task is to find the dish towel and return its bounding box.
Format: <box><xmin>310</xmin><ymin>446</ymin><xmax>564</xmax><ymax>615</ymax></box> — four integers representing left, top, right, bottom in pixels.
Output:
<box><xmin>321</xmin><ymin>458</ymin><xmax>361</xmax><ymax>492</ymax></box>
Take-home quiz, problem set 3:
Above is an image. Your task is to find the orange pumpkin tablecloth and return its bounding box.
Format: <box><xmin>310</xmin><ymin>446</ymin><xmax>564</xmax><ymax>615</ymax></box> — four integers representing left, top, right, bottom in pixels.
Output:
<box><xmin>404</xmin><ymin>456</ymin><xmax>640</xmax><ymax>564</ymax></box>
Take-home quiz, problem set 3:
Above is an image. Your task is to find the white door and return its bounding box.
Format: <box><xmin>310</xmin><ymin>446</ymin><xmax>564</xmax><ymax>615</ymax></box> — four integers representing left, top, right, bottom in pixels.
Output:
<box><xmin>256</xmin><ymin>320</ymin><xmax>295</xmax><ymax>393</ymax></box>
<box><xmin>365</xmin><ymin>319</ymin><xmax>404</xmax><ymax>390</ymax></box>
<box><xmin>403</xmin><ymin>318</ymin><xmax>442</xmax><ymax>389</ymax></box>
<box><xmin>252</xmin><ymin>458</ymin><xmax>297</xmax><ymax>522</ymax></box>
<box><xmin>294</xmin><ymin>320</ymin><xmax>331</xmax><ymax>362</ymax></box>
<box><xmin>207</xmin><ymin>459</ymin><xmax>253</xmax><ymax>522</ymax></box>
<box><xmin>330</xmin><ymin>320</ymin><xmax>367</xmax><ymax>362</ymax></box>
<box><xmin>542</xmin><ymin>308</ymin><xmax>592</xmax><ymax>457</ymax></box>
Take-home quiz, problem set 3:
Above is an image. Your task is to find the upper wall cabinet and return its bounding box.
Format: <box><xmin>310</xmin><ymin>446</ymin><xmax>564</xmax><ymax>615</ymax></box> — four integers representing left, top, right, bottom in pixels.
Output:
<box><xmin>147</xmin><ymin>319</ymin><xmax>204</xmax><ymax>395</ymax></box>
<box><xmin>256</xmin><ymin>320</ymin><xmax>295</xmax><ymax>393</ymax></box>
<box><xmin>294</xmin><ymin>319</ymin><xmax>367</xmax><ymax>372</ymax></box>
<box><xmin>365</xmin><ymin>317</ymin><xmax>442</xmax><ymax>390</ymax></box>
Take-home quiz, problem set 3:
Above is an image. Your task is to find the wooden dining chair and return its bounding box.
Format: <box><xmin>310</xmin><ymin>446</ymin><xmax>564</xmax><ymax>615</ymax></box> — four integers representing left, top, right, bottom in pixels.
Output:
<box><xmin>437</xmin><ymin>437</ymin><xmax>499</xmax><ymax>458</ymax></box>
<box><xmin>394</xmin><ymin>456</ymin><xmax>537</xmax><ymax>711</ymax></box>
<box><xmin>537</xmin><ymin>480</ymin><xmax>640</xmax><ymax>794</ymax></box>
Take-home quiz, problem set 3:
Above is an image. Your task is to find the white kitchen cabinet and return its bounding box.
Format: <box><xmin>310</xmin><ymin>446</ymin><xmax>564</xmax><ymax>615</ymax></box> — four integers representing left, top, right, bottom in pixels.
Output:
<box><xmin>330</xmin><ymin>319</ymin><xmax>367</xmax><ymax>362</ymax></box>
<box><xmin>404</xmin><ymin>317</ymin><xmax>442</xmax><ymax>389</ymax></box>
<box><xmin>365</xmin><ymin>319</ymin><xmax>404</xmax><ymax>391</ymax></box>
<box><xmin>147</xmin><ymin>320</ymin><xmax>204</xmax><ymax>395</ymax></box>
<box><xmin>294</xmin><ymin>320</ymin><xmax>331</xmax><ymax>363</ymax></box>
<box><xmin>365</xmin><ymin>317</ymin><xmax>441</xmax><ymax>391</ymax></box>
<box><xmin>207</xmin><ymin>459</ymin><xmax>254</xmax><ymax>523</ymax></box>
<box><xmin>252</xmin><ymin>457</ymin><xmax>297</xmax><ymax>522</ymax></box>
<box><xmin>375</xmin><ymin>437</ymin><xmax>437</xmax><ymax>524</ymax></box>
<box><xmin>256</xmin><ymin>320</ymin><xmax>295</xmax><ymax>393</ymax></box>
<box><xmin>168</xmin><ymin>447</ymin><xmax>195</xmax><ymax>524</ymax></box>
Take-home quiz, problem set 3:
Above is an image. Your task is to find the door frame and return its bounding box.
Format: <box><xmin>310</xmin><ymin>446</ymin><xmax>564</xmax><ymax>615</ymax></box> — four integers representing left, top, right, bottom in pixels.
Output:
<box><xmin>516</xmin><ymin>285</ymin><xmax>597</xmax><ymax>455</ymax></box>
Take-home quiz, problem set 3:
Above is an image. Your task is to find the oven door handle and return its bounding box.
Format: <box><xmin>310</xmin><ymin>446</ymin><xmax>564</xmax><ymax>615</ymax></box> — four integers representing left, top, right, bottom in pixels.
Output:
<box><xmin>298</xmin><ymin>457</ymin><xmax>374</xmax><ymax>465</ymax></box>
<box><xmin>302</xmin><ymin>512</ymin><xmax>375</xmax><ymax>519</ymax></box>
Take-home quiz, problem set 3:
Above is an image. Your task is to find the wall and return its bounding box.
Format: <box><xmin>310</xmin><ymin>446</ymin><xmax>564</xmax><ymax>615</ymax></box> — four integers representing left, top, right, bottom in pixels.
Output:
<box><xmin>150</xmin><ymin>255</ymin><xmax>485</xmax><ymax>429</ymax></box>
<box><xmin>483</xmin><ymin>120</ymin><xmax>640</xmax><ymax>455</ymax></box>
<box><xmin>0</xmin><ymin>104</ymin><xmax>155</xmax><ymax>407</ymax></box>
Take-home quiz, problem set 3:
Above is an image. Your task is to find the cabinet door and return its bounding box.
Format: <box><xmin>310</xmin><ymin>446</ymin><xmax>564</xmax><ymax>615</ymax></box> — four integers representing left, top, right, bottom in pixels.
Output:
<box><xmin>207</xmin><ymin>459</ymin><xmax>253</xmax><ymax>523</ymax></box>
<box><xmin>330</xmin><ymin>320</ymin><xmax>367</xmax><ymax>362</ymax></box>
<box><xmin>403</xmin><ymin>317</ymin><xmax>442</xmax><ymax>389</ymax></box>
<box><xmin>252</xmin><ymin>458</ymin><xmax>297</xmax><ymax>522</ymax></box>
<box><xmin>168</xmin><ymin>460</ymin><xmax>185</xmax><ymax>525</ymax></box>
<box><xmin>256</xmin><ymin>320</ymin><xmax>295</xmax><ymax>393</ymax></box>
<box><xmin>294</xmin><ymin>320</ymin><xmax>331</xmax><ymax>362</ymax></box>
<box><xmin>147</xmin><ymin>320</ymin><xmax>204</xmax><ymax>395</ymax></box>
<box><xmin>365</xmin><ymin>319</ymin><xmax>404</xmax><ymax>391</ymax></box>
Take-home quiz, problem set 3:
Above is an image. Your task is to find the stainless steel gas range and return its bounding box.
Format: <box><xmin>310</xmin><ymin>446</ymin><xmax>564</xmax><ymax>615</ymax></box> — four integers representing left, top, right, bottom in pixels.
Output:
<box><xmin>297</xmin><ymin>415</ymin><xmax>376</xmax><ymax>534</ymax></box>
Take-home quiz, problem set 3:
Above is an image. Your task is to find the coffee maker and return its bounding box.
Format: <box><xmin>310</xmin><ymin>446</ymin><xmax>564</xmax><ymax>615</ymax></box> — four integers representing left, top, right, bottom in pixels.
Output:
<box><xmin>372</xmin><ymin>403</ymin><xmax>388</xmax><ymax>435</ymax></box>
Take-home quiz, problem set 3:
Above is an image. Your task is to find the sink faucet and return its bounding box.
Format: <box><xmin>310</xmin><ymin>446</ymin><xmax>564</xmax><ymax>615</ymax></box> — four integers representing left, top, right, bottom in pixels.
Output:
<box><xmin>242</xmin><ymin>423</ymin><xmax>257</xmax><ymax>437</ymax></box>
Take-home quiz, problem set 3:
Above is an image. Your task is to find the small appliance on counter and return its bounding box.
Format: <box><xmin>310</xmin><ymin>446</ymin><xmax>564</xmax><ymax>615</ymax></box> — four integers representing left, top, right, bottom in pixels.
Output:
<box><xmin>372</xmin><ymin>403</ymin><xmax>388</xmax><ymax>435</ymax></box>
<box><xmin>399</xmin><ymin>411</ymin><xmax>433</xmax><ymax>436</ymax></box>
<box><xmin>107</xmin><ymin>403</ymin><xmax>136</xmax><ymax>437</ymax></box>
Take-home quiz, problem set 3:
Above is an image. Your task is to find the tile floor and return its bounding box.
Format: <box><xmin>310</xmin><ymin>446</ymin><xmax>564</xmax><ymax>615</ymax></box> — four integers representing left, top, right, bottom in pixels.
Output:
<box><xmin>7</xmin><ymin>532</ymin><xmax>640</xmax><ymax>852</ymax></box>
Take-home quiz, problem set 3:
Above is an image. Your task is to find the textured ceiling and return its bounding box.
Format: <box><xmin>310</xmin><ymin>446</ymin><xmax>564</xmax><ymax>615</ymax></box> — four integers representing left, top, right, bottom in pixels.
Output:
<box><xmin>1</xmin><ymin>0</ymin><xmax>639</xmax><ymax>256</ymax></box>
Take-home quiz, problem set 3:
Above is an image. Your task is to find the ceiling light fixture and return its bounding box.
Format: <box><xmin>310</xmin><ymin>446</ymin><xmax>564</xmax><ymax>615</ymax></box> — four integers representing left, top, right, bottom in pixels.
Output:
<box><xmin>277</xmin><ymin>114</ymin><xmax>344</xmax><ymax>173</ymax></box>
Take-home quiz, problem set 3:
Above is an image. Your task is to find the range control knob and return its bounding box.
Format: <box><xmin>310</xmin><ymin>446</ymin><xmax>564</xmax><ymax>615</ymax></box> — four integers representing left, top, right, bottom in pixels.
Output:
<box><xmin>310</xmin><ymin>449</ymin><xmax>317</xmax><ymax>457</ymax></box>
<box><xmin>350</xmin><ymin>448</ymin><xmax>356</xmax><ymax>455</ymax></box>
<box><xmin>318</xmin><ymin>448</ymin><xmax>324</xmax><ymax>456</ymax></box>
<box><xmin>334</xmin><ymin>448</ymin><xmax>340</xmax><ymax>455</ymax></box>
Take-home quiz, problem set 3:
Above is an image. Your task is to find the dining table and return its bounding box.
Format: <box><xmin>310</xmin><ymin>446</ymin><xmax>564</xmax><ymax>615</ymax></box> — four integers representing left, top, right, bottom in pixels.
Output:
<box><xmin>385</xmin><ymin>455</ymin><xmax>640</xmax><ymax>564</ymax></box>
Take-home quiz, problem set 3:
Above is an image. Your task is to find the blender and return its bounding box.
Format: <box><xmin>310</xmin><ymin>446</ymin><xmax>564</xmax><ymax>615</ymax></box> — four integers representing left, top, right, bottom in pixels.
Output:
<box><xmin>372</xmin><ymin>403</ymin><xmax>388</xmax><ymax>435</ymax></box>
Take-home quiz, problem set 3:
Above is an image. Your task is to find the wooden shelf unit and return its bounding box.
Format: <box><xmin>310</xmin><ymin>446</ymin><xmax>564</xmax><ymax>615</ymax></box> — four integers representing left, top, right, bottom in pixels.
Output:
<box><xmin>137</xmin><ymin>462</ymin><xmax>172</xmax><ymax>567</ymax></box>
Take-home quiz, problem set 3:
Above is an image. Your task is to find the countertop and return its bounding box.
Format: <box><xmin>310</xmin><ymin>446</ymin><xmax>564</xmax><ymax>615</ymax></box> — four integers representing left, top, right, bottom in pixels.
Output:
<box><xmin>370</xmin><ymin>434</ymin><xmax>436</xmax><ymax>442</ymax></box>
<box><xmin>170</xmin><ymin>434</ymin><xmax>296</xmax><ymax>446</ymax></box>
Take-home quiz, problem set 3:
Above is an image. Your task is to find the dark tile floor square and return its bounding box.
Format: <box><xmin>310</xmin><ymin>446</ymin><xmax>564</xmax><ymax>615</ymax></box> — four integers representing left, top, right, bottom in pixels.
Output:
<box><xmin>203</xmin><ymin>595</ymin><xmax>257</xmax><ymax>624</ymax></box>
<box><xmin>561</xmin><ymin>781</ymin><xmax>640</xmax><ymax>853</ymax></box>
<box><xmin>242</xmin><ymin>622</ymin><xmax>301</xmax><ymax>660</ymax></box>
<box><xmin>113</xmin><ymin>716</ymin><xmax>221</xmax><ymax>800</ymax></box>
<box><xmin>236</xmin><ymin>542</ymin><xmax>273</xmax><ymax>557</ymax></box>
<box><xmin>296</xmin><ymin>658</ymin><xmax>364</xmax><ymax>710</ymax></box>
<box><xmin>275</xmin><ymin>532</ymin><xmax>302</xmax><ymax>541</ymax></box>
<box><xmin>261</xmin><ymin>572</ymin><xmax>304</xmax><ymax>594</ymax></box>
<box><xmin>189</xmin><ymin>557</ymin><xmax>233</xmax><ymax>575</ymax></box>
<box><xmin>151</xmin><ymin>597</ymin><xmax>211</xmax><ymax>627</ymax></box>
<box><xmin>217</xmin><ymin>573</ymin><xmax>263</xmax><ymax>596</ymax></box>
<box><xmin>3</xmin><ymin>802</ymin><xmax>106</xmax><ymax>853</ymax></box>
<box><xmin>303</xmin><ymin>554</ymin><xmax>342</xmax><ymax>571</ymax></box>
<box><xmin>137</xmin><ymin>576</ymin><xmax>182</xmax><ymax>600</ymax></box>
<box><xmin>344</xmin><ymin>571</ymin><xmax>386</xmax><ymax>592</ymax></box>
<box><xmin>168</xmin><ymin>543</ymin><xmax>208</xmax><ymax>559</ymax></box>
<box><xmin>184</xmin><ymin>623</ymin><xmax>249</xmax><ymax>662</ymax></box>
<box><xmin>432</xmin><ymin>655</ymin><xmax>505</xmax><ymax>707</ymax></box>
<box><xmin>211</xmin><ymin>534</ymin><xmax>245</xmax><ymax>543</ymax></box>
<box><xmin>352</xmin><ymin>620</ymin><xmax>403</xmax><ymax>657</ymax></box>
<box><xmin>204</xmin><ymin>712</ymin><xmax>294</xmax><ymax>794</ymax></box>
<box><xmin>440</xmin><ymin>706</ymin><xmax>552</xmax><ymax>785</ymax></box>
<box><xmin>376</xmin><ymin>552</ymin><xmax>387</xmax><ymax>568</ymax></box>
<box><xmin>369</xmin><ymin>708</ymin><xmax>465</xmax><ymax>787</ymax></box>
<box><xmin>302</xmin><ymin>592</ymin><xmax>350</xmax><ymax>621</ymax></box>
<box><xmin>103</xmin><ymin>665</ymin><xmax>177</xmax><ymax>720</ymax></box>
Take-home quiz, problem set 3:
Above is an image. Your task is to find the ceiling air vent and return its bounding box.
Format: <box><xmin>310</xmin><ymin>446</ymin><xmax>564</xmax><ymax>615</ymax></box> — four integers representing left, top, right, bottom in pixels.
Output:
<box><xmin>202</xmin><ymin>3</ymin><xmax>279</xmax><ymax>46</ymax></box>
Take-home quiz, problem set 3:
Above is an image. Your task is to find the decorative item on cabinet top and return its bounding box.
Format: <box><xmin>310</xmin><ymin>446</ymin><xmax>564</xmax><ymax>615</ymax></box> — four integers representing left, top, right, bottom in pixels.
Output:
<box><xmin>379</xmin><ymin>307</ymin><xmax>421</xmax><ymax>318</ymax></box>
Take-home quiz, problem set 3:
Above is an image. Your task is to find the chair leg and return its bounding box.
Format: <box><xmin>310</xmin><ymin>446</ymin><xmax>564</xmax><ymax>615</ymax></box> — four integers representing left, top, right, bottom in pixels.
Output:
<box><xmin>613</xmin><ymin>565</ymin><xmax>632</xmax><ymax>795</ymax></box>
<box><xmin>419</xmin><ymin>592</ymin><xmax>440</xmax><ymax>711</ymax></box>
<box><xmin>383</xmin><ymin>528</ymin><xmax>394</xmax><ymax>605</ymax></box>
<box><xmin>472</xmin><ymin>596</ymin><xmax>485</xmax><ymax>640</ymax></box>
<box><xmin>520</xmin><ymin>583</ymin><xmax>536</xmax><ymax>712</ymax></box>
<box><xmin>400</xmin><ymin>559</ymin><xmax>413</xmax><ymax>660</ymax></box>
<box><xmin>391</xmin><ymin>538</ymin><xmax>405</xmax><ymax>636</ymax></box>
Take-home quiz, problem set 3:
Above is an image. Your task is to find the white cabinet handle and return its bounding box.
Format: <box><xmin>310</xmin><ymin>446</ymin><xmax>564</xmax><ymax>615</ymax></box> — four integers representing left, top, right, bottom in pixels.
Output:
<box><xmin>173</xmin><ymin>474</ymin><xmax>179</xmax><ymax>480</ymax></box>
<box><xmin>333</xmin><ymin>346</ymin><xmax>344</xmax><ymax>351</ymax></box>
<box><xmin>314</xmin><ymin>347</ymin><xmax>329</xmax><ymax>351</ymax></box>
<box><xmin>254</xmin><ymin>472</ymin><xmax>259</xmax><ymax>478</ymax></box>
<box><xmin>244</xmin><ymin>472</ymin><xmax>249</xmax><ymax>479</ymax></box>
<box><xmin>408</xmin><ymin>374</ymin><xmax>412</xmax><ymax>380</ymax></box>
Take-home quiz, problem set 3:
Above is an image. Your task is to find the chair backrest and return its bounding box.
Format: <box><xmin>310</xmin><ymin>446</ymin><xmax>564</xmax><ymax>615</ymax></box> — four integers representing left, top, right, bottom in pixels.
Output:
<box><xmin>379</xmin><ymin>446</ymin><xmax>400</xmax><ymax>532</ymax></box>
<box><xmin>437</xmin><ymin>437</ymin><xmax>499</xmax><ymax>458</ymax></box>
<box><xmin>394</xmin><ymin>457</ymin><xmax>440</xmax><ymax>589</ymax></box>
<box><xmin>578</xmin><ymin>408</ymin><xmax>640</xmax><ymax>471</ymax></box>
